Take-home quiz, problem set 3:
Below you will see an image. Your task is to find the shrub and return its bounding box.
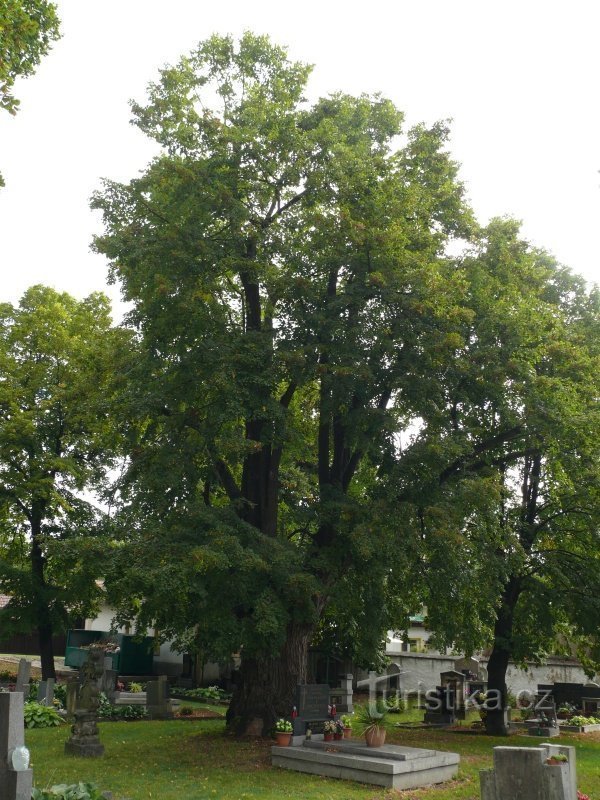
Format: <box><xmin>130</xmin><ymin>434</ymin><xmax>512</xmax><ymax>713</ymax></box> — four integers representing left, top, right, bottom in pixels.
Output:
<box><xmin>386</xmin><ymin>695</ymin><xmax>406</xmax><ymax>713</ymax></box>
<box><xmin>23</xmin><ymin>702</ymin><xmax>63</xmax><ymax>729</ymax></box>
<box><xmin>174</xmin><ymin>685</ymin><xmax>230</xmax><ymax>702</ymax></box>
<box><xmin>179</xmin><ymin>706</ymin><xmax>194</xmax><ymax>716</ymax></box>
<box><xmin>567</xmin><ymin>715</ymin><xmax>600</xmax><ymax>726</ymax></box>
<box><xmin>97</xmin><ymin>693</ymin><xmax>148</xmax><ymax>721</ymax></box>
<box><xmin>0</xmin><ymin>669</ymin><xmax>17</xmax><ymax>682</ymax></box>
<box><xmin>127</xmin><ymin>681</ymin><xmax>143</xmax><ymax>693</ymax></box>
<box><xmin>32</xmin><ymin>782</ymin><xmax>107</xmax><ymax>799</ymax></box>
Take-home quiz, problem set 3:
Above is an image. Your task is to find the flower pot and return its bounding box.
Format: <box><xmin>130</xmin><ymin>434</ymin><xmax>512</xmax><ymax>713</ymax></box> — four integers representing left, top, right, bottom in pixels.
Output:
<box><xmin>323</xmin><ymin>733</ymin><xmax>334</xmax><ymax>742</ymax></box>
<box><xmin>365</xmin><ymin>726</ymin><xmax>386</xmax><ymax>747</ymax></box>
<box><xmin>333</xmin><ymin>732</ymin><xmax>343</xmax><ymax>740</ymax></box>
<box><xmin>275</xmin><ymin>732</ymin><xmax>292</xmax><ymax>746</ymax></box>
<box><xmin>343</xmin><ymin>727</ymin><xmax>352</xmax><ymax>739</ymax></box>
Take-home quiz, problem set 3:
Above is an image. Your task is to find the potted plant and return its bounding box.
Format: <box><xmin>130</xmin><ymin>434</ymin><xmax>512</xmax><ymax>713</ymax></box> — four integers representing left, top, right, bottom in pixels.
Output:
<box><xmin>353</xmin><ymin>700</ymin><xmax>389</xmax><ymax>747</ymax></box>
<box><xmin>333</xmin><ymin>719</ymin><xmax>344</xmax><ymax>740</ymax></box>
<box><xmin>274</xmin><ymin>718</ymin><xmax>293</xmax><ymax>746</ymax></box>
<box><xmin>341</xmin><ymin>714</ymin><xmax>353</xmax><ymax>739</ymax></box>
<box><xmin>323</xmin><ymin>720</ymin><xmax>336</xmax><ymax>742</ymax></box>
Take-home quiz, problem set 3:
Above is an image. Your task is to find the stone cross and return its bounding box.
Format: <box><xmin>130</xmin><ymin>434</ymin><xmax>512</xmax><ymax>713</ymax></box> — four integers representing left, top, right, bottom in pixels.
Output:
<box><xmin>0</xmin><ymin>692</ymin><xmax>33</xmax><ymax>800</ymax></box>
<box><xmin>14</xmin><ymin>661</ymin><xmax>30</xmax><ymax>695</ymax></box>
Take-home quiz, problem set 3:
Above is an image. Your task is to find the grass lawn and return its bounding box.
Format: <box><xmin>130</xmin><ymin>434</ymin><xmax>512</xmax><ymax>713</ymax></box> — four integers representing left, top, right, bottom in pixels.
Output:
<box><xmin>26</xmin><ymin>715</ymin><xmax>600</xmax><ymax>800</ymax></box>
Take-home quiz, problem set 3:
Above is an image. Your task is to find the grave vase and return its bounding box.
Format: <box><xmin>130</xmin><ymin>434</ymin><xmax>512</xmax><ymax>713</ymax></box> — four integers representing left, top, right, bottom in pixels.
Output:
<box><xmin>365</xmin><ymin>726</ymin><xmax>386</xmax><ymax>747</ymax></box>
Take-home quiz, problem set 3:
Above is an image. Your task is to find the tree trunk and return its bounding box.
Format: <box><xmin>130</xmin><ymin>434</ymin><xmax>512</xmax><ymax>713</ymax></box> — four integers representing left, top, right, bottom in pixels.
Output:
<box><xmin>31</xmin><ymin>502</ymin><xmax>56</xmax><ymax>681</ymax></box>
<box><xmin>37</xmin><ymin>621</ymin><xmax>56</xmax><ymax>681</ymax></box>
<box><xmin>484</xmin><ymin>578</ymin><xmax>521</xmax><ymax>736</ymax></box>
<box><xmin>226</xmin><ymin>622</ymin><xmax>313</xmax><ymax>736</ymax></box>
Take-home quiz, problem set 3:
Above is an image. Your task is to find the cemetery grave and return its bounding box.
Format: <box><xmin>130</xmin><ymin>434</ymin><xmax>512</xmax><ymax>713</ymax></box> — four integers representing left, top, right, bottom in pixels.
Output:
<box><xmin>271</xmin><ymin>682</ymin><xmax>461</xmax><ymax>790</ymax></box>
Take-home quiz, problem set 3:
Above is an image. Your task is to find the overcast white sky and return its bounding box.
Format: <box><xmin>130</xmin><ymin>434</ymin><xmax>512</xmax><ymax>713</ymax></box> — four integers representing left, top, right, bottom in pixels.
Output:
<box><xmin>1</xmin><ymin>0</ymin><xmax>598</xmax><ymax>321</ymax></box>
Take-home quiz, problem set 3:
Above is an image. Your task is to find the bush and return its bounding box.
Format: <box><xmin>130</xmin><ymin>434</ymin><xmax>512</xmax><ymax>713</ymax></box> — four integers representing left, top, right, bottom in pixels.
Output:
<box><xmin>32</xmin><ymin>782</ymin><xmax>107</xmax><ymax>799</ymax></box>
<box><xmin>0</xmin><ymin>669</ymin><xmax>17</xmax><ymax>682</ymax></box>
<box><xmin>23</xmin><ymin>702</ymin><xmax>63</xmax><ymax>729</ymax></box>
<box><xmin>179</xmin><ymin>706</ymin><xmax>194</xmax><ymax>716</ymax></box>
<box><xmin>127</xmin><ymin>681</ymin><xmax>143</xmax><ymax>693</ymax></box>
<box><xmin>386</xmin><ymin>695</ymin><xmax>406</xmax><ymax>713</ymax></box>
<box><xmin>567</xmin><ymin>715</ymin><xmax>600</xmax><ymax>726</ymax></box>
<box><xmin>174</xmin><ymin>686</ymin><xmax>230</xmax><ymax>702</ymax></box>
<box><xmin>97</xmin><ymin>693</ymin><xmax>148</xmax><ymax>721</ymax></box>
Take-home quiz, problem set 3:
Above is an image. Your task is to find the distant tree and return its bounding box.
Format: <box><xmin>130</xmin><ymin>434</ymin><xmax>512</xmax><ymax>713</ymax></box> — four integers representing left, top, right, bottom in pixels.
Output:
<box><xmin>0</xmin><ymin>0</ymin><xmax>60</xmax><ymax>184</ymax></box>
<box><xmin>0</xmin><ymin>286</ymin><xmax>125</xmax><ymax>679</ymax></box>
<box><xmin>401</xmin><ymin>221</ymin><xmax>600</xmax><ymax>735</ymax></box>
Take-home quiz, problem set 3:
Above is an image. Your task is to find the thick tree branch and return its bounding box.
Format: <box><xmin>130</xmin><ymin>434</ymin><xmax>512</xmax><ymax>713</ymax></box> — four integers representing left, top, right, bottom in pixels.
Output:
<box><xmin>212</xmin><ymin>458</ymin><xmax>242</xmax><ymax>501</ymax></box>
<box><xmin>438</xmin><ymin>425</ymin><xmax>525</xmax><ymax>485</ymax></box>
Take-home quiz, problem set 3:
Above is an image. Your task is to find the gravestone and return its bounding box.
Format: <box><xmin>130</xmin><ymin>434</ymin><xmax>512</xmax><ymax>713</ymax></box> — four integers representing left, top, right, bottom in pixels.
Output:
<box><xmin>146</xmin><ymin>676</ymin><xmax>173</xmax><ymax>720</ymax></box>
<box><xmin>480</xmin><ymin>744</ymin><xmax>576</xmax><ymax>800</ymax></box>
<box><xmin>292</xmin><ymin>684</ymin><xmax>334</xmax><ymax>738</ymax></box>
<box><xmin>36</xmin><ymin>678</ymin><xmax>55</xmax><ymax>706</ymax></box>
<box><xmin>424</xmin><ymin>671</ymin><xmax>466</xmax><ymax>725</ymax></box>
<box><xmin>0</xmin><ymin>692</ymin><xmax>33</xmax><ymax>800</ymax></box>
<box><xmin>330</xmin><ymin>674</ymin><xmax>354</xmax><ymax>713</ymax></box>
<box><xmin>14</xmin><ymin>660</ymin><xmax>30</xmax><ymax>695</ymax></box>
<box><xmin>525</xmin><ymin>691</ymin><xmax>559</xmax><ymax>737</ymax></box>
<box><xmin>64</xmin><ymin>651</ymin><xmax>104</xmax><ymax>757</ymax></box>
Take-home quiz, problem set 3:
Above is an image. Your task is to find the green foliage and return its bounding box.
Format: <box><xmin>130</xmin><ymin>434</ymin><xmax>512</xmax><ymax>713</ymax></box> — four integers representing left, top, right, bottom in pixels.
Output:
<box><xmin>352</xmin><ymin>700</ymin><xmax>389</xmax><ymax>734</ymax></box>
<box><xmin>385</xmin><ymin>695</ymin><xmax>406</xmax><ymax>714</ymax></box>
<box><xmin>91</xmin><ymin>32</ymin><xmax>600</xmax><ymax>729</ymax></box>
<box><xmin>31</xmin><ymin>783</ymin><xmax>107</xmax><ymax>800</ymax></box>
<box><xmin>0</xmin><ymin>0</ymin><xmax>60</xmax><ymax>185</ymax></box>
<box><xmin>174</xmin><ymin>685</ymin><xmax>230</xmax><ymax>702</ymax></box>
<box><xmin>179</xmin><ymin>705</ymin><xmax>194</xmax><ymax>716</ymax></box>
<box><xmin>92</xmin><ymin>32</ymin><xmax>473</xmax><ymax>692</ymax></box>
<box><xmin>0</xmin><ymin>0</ymin><xmax>60</xmax><ymax>115</ymax></box>
<box><xmin>568</xmin><ymin>716</ymin><xmax>600</xmax><ymax>727</ymax></box>
<box><xmin>274</xmin><ymin>718</ymin><xmax>292</xmax><ymax>732</ymax></box>
<box><xmin>0</xmin><ymin>286</ymin><xmax>128</xmax><ymax>674</ymax></box>
<box><xmin>97</xmin><ymin>693</ymin><xmax>148</xmax><ymax>721</ymax></box>
<box><xmin>23</xmin><ymin>701</ymin><xmax>62</xmax><ymax>728</ymax></box>
<box><xmin>127</xmin><ymin>681</ymin><xmax>143</xmax><ymax>693</ymax></box>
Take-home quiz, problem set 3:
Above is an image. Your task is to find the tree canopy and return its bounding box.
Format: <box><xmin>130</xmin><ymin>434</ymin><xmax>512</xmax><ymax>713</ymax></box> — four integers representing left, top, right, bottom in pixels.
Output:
<box><xmin>0</xmin><ymin>285</ymin><xmax>125</xmax><ymax>678</ymax></box>
<box><xmin>0</xmin><ymin>0</ymin><xmax>60</xmax><ymax>116</ymax></box>
<box><xmin>92</xmin><ymin>33</ymin><xmax>600</xmax><ymax>734</ymax></box>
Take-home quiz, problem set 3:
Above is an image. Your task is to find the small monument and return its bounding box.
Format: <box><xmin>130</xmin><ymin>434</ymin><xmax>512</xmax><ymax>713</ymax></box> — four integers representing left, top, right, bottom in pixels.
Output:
<box><xmin>525</xmin><ymin>691</ymin><xmax>560</xmax><ymax>737</ymax></box>
<box><xmin>36</xmin><ymin>678</ymin><xmax>55</xmax><ymax>706</ymax></box>
<box><xmin>291</xmin><ymin>683</ymin><xmax>335</xmax><ymax>741</ymax></box>
<box><xmin>480</xmin><ymin>744</ymin><xmax>576</xmax><ymax>800</ymax></box>
<box><xmin>14</xmin><ymin>660</ymin><xmax>30</xmax><ymax>695</ymax></box>
<box><xmin>330</xmin><ymin>674</ymin><xmax>354</xmax><ymax>714</ymax></box>
<box><xmin>64</xmin><ymin>651</ymin><xmax>105</xmax><ymax>757</ymax></box>
<box><xmin>146</xmin><ymin>676</ymin><xmax>173</xmax><ymax>720</ymax></box>
<box><xmin>0</xmin><ymin>692</ymin><xmax>33</xmax><ymax>800</ymax></box>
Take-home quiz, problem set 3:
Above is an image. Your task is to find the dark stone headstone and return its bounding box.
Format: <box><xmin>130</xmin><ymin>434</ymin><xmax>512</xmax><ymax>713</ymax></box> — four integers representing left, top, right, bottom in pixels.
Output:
<box><xmin>292</xmin><ymin>684</ymin><xmax>334</xmax><ymax>736</ymax></box>
<box><xmin>146</xmin><ymin>675</ymin><xmax>173</xmax><ymax>720</ymax></box>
